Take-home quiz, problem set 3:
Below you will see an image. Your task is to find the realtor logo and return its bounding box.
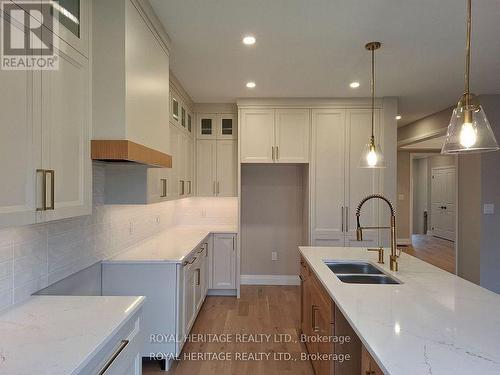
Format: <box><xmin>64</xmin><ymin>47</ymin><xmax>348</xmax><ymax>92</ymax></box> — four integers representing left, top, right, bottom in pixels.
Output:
<box><xmin>1</xmin><ymin>0</ymin><xmax>59</xmax><ymax>70</ymax></box>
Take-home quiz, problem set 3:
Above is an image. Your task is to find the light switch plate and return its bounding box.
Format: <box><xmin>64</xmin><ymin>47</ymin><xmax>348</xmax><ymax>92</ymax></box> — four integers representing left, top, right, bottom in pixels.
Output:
<box><xmin>484</xmin><ymin>203</ymin><xmax>495</xmax><ymax>215</ymax></box>
<box><xmin>398</xmin><ymin>194</ymin><xmax>405</xmax><ymax>201</ymax></box>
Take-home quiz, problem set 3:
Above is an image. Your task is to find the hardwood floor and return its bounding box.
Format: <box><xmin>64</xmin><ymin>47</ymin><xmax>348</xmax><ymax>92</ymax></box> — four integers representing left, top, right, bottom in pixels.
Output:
<box><xmin>402</xmin><ymin>234</ymin><xmax>455</xmax><ymax>273</ymax></box>
<box><xmin>143</xmin><ymin>286</ymin><xmax>314</xmax><ymax>375</ymax></box>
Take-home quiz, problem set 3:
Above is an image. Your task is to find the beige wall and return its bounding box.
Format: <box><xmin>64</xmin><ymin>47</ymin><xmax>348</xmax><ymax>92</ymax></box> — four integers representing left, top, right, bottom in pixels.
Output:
<box><xmin>397</xmin><ymin>151</ymin><xmax>411</xmax><ymax>240</ymax></box>
<box><xmin>398</xmin><ymin>106</ymin><xmax>453</xmax><ymax>146</ymax></box>
<box><xmin>241</xmin><ymin>164</ymin><xmax>306</xmax><ymax>276</ymax></box>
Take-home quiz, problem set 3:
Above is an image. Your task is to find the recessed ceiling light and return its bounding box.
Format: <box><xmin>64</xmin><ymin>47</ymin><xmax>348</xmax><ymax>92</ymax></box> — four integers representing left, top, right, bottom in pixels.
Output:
<box><xmin>350</xmin><ymin>81</ymin><xmax>360</xmax><ymax>88</ymax></box>
<box><xmin>396</xmin><ymin>115</ymin><xmax>402</xmax><ymax>120</ymax></box>
<box><xmin>242</xmin><ymin>36</ymin><xmax>256</xmax><ymax>45</ymax></box>
<box><xmin>246</xmin><ymin>81</ymin><xmax>256</xmax><ymax>88</ymax></box>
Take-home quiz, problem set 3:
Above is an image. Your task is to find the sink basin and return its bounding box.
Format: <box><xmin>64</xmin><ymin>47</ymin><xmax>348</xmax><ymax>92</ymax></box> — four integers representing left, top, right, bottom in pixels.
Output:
<box><xmin>336</xmin><ymin>274</ymin><xmax>401</xmax><ymax>285</ymax></box>
<box><xmin>325</xmin><ymin>261</ymin><xmax>384</xmax><ymax>275</ymax></box>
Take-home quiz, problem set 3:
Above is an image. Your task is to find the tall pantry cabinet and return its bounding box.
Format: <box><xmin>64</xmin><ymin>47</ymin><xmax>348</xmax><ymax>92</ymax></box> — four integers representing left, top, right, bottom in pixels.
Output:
<box><xmin>0</xmin><ymin>0</ymin><xmax>92</xmax><ymax>229</ymax></box>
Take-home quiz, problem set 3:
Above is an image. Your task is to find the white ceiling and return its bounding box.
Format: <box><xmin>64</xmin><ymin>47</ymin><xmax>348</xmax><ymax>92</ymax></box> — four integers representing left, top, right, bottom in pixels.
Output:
<box><xmin>150</xmin><ymin>0</ymin><xmax>500</xmax><ymax>126</ymax></box>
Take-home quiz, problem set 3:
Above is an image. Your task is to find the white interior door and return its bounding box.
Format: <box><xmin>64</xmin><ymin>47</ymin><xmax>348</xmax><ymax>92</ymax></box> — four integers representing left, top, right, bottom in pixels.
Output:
<box><xmin>216</xmin><ymin>140</ymin><xmax>237</xmax><ymax>197</ymax></box>
<box><xmin>311</xmin><ymin>109</ymin><xmax>346</xmax><ymax>247</ymax></box>
<box><xmin>275</xmin><ymin>108</ymin><xmax>310</xmax><ymax>163</ymax></box>
<box><xmin>196</xmin><ymin>140</ymin><xmax>217</xmax><ymax>196</ymax></box>
<box><xmin>345</xmin><ymin>109</ymin><xmax>381</xmax><ymax>247</ymax></box>
<box><xmin>41</xmin><ymin>37</ymin><xmax>91</xmax><ymax>222</ymax></box>
<box><xmin>431</xmin><ymin>167</ymin><xmax>456</xmax><ymax>241</ymax></box>
<box><xmin>240</xmin><ymin>109</ymin><xmax>275</xmax><ymax>163</ymax></box>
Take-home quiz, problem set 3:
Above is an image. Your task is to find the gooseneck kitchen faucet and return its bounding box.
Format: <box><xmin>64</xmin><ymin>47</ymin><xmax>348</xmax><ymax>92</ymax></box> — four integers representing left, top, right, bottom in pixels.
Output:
<box><xmin>356</xmin><ymin>194</ymin><xmax>400</xmax><ymax>271</ymax></box>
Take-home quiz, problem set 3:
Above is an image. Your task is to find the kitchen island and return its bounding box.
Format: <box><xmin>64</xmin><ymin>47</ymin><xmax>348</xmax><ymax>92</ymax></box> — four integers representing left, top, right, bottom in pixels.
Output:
<box><xmin>299</xmin><ymin>246</ymin><xmax>500</xmax><ymax>375</ymax></box>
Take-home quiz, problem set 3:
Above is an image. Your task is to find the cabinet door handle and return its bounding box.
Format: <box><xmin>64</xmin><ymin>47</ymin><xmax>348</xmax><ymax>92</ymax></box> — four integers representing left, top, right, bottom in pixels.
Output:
<box><xmin>196</xmin><ymin>268</ymin><xmax>201</xmax><ymax>286</ymax></box>
<box><xmin>217</xmin><ymin>181</ymin><xmax>220</xmax><ymax>195</ymax></box>
<box><xmin>188</xmin><ymin>256</ymin><xmax>197</xmax><ymax>264</ymax></box>
<box><xmin>36</xmin><ymin>169</ymin><xmax>46</xmax><ymax>211</ymax></box>
<box><xmin>180</xmin><ymin>180</ymin><xmax>185</xmax><ymax>195</ymax></box>
<box><xmin>97</xmin><ymin>340</ymin><xmax>129</xmax><ymax>375</ymax></box>
<box><xmin>232</xmin><ymin>236</ymin><xmax>236</xmax><ymax>251</ymax></box>
<box><xmin>213</xmin><ymin>181</ymin><xmax>216</xmax><ymax>195</ymax></box>
<box><xmin>187</xmin><ymin>181</ymin><xmax>192</xmax><ymax>195</ymax></box>
<box><xmin>46</xmin><ymin>170</ymin><xmax>55</xmax><ymax>210</ymax></box>
<box><xmin>345</xmin><ymin>206</ymin><xmax>349</xmax><ymax>232</ymax></box>
<box><xmin>276</xmin><ymin>146</ymin><xmax>279</xmax><ymax>161</ymax></box>
<box><xmin>341</xmin><ymin>206</ymin><xmax>344</xmax><ymax>232</ymax></box>
<box><xmin>160</xmin><ymin>179</ymin><xmax>167</xmax><ymax>197</ymax></box>
<box><xmin>311</xmin><ymin>305</ymin><xmax>319</xmax><ymax>332</ymax></box>
<box><xmin>272</xmin><ymin>146</ymin><xmax>275</xmax><ymax>162</ymax></box>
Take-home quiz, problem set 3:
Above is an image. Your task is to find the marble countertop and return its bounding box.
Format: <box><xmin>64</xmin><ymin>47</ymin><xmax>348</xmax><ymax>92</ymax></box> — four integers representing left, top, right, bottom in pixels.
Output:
<box><xmin>299</xmin><ymin>246</ymin><xmax>500</xmax><ymax>375</ymax></box>
<box><xmin>105</xmin><ymin>224</ymin><xmax>238</xmax><ymax>263</ymax></box>
<box><xmin>0</xmin><ymin>295</ymin><xmax>144</xmax><ymax>375</ymax></box>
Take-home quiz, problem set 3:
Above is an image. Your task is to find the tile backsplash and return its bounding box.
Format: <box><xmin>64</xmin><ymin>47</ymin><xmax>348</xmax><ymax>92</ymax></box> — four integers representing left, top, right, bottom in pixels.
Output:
<box><xmin>0</xmin><ymin>164</ymin><xmax>237</xmax><ymax>311</ymax></box>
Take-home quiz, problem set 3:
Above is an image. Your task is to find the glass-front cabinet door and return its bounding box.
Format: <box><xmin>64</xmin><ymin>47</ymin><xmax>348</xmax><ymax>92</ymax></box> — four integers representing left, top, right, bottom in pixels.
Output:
<box><xmin>218</xmin><ymin>114</ymin><xmax>238</xmax><ymax>139</ymax></box>
<box><xmin>197</xmin><ymin>114</ymin><xmax>217</xmax><ymax>139</ymax></box>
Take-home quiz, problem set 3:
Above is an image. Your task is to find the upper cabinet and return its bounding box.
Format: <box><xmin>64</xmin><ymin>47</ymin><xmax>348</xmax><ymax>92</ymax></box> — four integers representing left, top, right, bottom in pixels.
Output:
<box><xmin>0</xmin><ymin>6</ymin><xmax>91</xmax><ymax>229</ymax></box>
<box><xmin>240</xmin><ymin>108</ymin><xmax>310</xmax><ymax>163</ymax></box>
<box><xmin>196</xmin><ymin>114</ymin><xmax>237</xmax><ymax>140</ymax></box>
<box><xmin>93</xmin><ymin>0</ymin><xmax>171</xmax><ymax>163</ymax></box>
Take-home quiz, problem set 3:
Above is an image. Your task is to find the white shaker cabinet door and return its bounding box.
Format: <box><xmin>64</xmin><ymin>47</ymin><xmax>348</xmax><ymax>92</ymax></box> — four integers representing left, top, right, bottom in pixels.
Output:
<box><xmin>41</xmin><ymin>37</ymin><xmax>91</xmax><ymax>222</ymax></box>
<box><xmin>0</xmin><ymin>14</ymin><xmax>41</xmax><ymax>228</ymax></box>
<box><xmin>275</xmin><ymin>108</ymin><xmax>310</xmax><ymax>163</ymax></box>
<box><xmin>196</xmin><ymin>140</ymin><xmax>217</xmax><ymax>196</ymax></box>
<box><xmin>311</xmin><ymin>109</ymin><xmax>346</xmax><ymax>246</ymax></box>
<box><xmin>216</xmin><ymin>140</ymin><xmax>238</xmax><ymax>197</ymax></box>
<box><xmin>212</xmin><ymin>234</ymin><xmax>236</xmax><ymax>289</ymax></box>
<box><xmin>345</xmin><ymin>109</ymin><xmax>381</xmax><ymax>247</ymax></box>
<box><xmin>240</xmin><ymin>109</ymin><xmax>275</xmax><ymax>163</ymax></box>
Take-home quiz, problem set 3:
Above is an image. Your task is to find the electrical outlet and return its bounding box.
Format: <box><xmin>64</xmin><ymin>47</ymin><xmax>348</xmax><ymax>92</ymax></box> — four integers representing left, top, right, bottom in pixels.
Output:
<box><xmin>484</xmin><ymin>203</ymin><xmax>495</xmax><ymax>215</ymax></box>
<box><xmin>129</xmin><ymin>220</ymin><xmax>134</xmax><ymax>235</ymax></box>
<box><xmin>272</xmin><ymin>251</ymin><xmax>278</xmax><ymax>261</ymax></box>
<box><xmin>398</xmin><ymin>194</ymin><xmax>405</xmax><ymax>201</ymax></box>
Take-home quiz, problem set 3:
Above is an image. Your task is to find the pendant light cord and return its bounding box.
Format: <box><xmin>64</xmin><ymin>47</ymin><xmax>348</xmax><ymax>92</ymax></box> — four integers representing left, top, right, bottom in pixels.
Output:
<box><xmin>465</xmin><ymin>0</ymin><xmax>471</xmax><ymax>102</ymax></box>
<box><xmin>371</xmin><ymin>46</ymin><xmax>375</xmax><ymax>139</ymax></box>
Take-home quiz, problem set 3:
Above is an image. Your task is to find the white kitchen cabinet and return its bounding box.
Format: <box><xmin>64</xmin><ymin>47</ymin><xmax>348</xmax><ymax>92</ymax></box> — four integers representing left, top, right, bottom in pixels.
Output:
<box><xmin>218</xmin><ymin>114</ymin><xmax>238</xmax><ymax>139</ymax></box>
<box><xmin>211</xmin><ymin>234</ymin><xmax>236</xmax><ymax>289</ymax></box>
<box><xmin>0</xmin><ymin>13</ymin><xmax>41</xmax><ymax>229</ymax></box>
<box><xmin>216</xmin><ymin>140</ymin><xmax>238</xmax><ymax>196</ymax></box>
<box><xmin>275</xmin><ymin>109</ymin><xmax>310</xmax><ymax>163</ymax></box>
<box><xmin>196</xmin><ymin>113</ymin><xmax>237</xmax><ymax>140</ymax></box>
<box><xmin>240</xmin><ymin>108</ymin><xmax>310</xmax><ymax>163</ymax></box>
<box><xmin>240</xmin><ymin>109</ymin><xmax>275</xmax><ymax>163</ymax></box>
<box><xmin>311</xmin><ymin>109</ymin><xmax>346</xmax><ymax>246</ymax></box>
<box><xmin>311</xmin><ymin>109</ymin><xmax>381</xmax><ymax>247</ymax></box>
<box><xmin>168</xmin><ymin>124</ymin><xmax>194</xmax><ymax>198</ymax></box>
<box><xmin>41</xmin><ymin>37</ymin><xmax>91</xmax><ymax>222</ymax></box>
<box><xmin>182</xmin><ymin>257</ymin><xmax>197</xmax><ymax>338</ymax></box>
<box><xmin>0</xmin><ymin>11</ymin><xmax>91</xmax><ymax>228</ymax></box>
<box><xmin>196</xmin><ymin>139</ymin><xmax>237</xmax><ymax>197</ymax></box>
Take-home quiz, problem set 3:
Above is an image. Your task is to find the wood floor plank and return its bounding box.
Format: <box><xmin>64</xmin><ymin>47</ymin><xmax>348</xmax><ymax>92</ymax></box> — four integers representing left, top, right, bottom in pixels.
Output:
<box><xmin>143</xmin><ymin>286</ymin><xmax>314</xmax><ymax>375</ymax></box>
<box><xmin>403</xmin><ymin>234</ymin><xmax>456</xmax><ymax>273</ymax></box>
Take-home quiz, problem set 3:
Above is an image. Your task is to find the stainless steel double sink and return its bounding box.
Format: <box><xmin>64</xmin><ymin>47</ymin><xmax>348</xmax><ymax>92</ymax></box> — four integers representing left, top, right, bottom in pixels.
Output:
<box><xmin>325</xmin><ymin>261</ymin><xmax>401</xmax><ymax>285</ymax></box>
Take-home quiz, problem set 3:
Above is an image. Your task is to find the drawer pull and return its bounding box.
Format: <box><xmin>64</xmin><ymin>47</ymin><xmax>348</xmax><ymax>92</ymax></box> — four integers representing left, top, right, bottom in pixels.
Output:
<box><xmin>311</xmin><ymin>305</ymin><xmax>320</xmax><ymax>332</ymax></box>
<box><xmin>98</xmin><ymin>340</ymin><xmax>129</xmax><ymax>375</ymax></box>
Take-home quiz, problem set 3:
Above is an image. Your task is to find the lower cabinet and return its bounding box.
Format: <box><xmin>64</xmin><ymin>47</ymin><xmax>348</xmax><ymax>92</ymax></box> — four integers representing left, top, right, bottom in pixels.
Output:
<box><xmin>81</xmin><ymin>307</ymin><xmax>143</xmax><ymax>375</ymax></box>
<box><xmin>211</xmin><ymin>233</ymin><xmax>237</xmax><ymax>289</ymax></box>
<box><xmin>362</xmin><ymin>347</ymin><xmax>384</xmax><ymax>375</ymax></box>
<box><xmin>300</xmin><ymin>257</ymin><xmax>362</xmax><ymax>375</ymax></box>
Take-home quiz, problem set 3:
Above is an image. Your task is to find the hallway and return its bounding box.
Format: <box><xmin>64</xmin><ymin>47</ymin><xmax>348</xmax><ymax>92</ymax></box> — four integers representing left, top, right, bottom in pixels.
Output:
<box><xmin>403</xmin><ymin>234</ymin><xmax>455</xmax><ymax>273</ymax></box>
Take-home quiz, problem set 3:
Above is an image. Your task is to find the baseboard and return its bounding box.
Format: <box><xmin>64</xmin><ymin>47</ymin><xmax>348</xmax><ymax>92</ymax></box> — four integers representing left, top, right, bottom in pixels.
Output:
<box><xmin>240</xmin><ymin>275</ymin><xmax>300</xmax><ymax>286</ymax></box>
<box><xmin>397</xmin><ymin>238</ymin><xmax>411</xmax><ymax>245</ymax></box>
<box><xmin>207</xmin><ymin>289</ymin><xmax>237</xmax><ymax>296</ymax></box>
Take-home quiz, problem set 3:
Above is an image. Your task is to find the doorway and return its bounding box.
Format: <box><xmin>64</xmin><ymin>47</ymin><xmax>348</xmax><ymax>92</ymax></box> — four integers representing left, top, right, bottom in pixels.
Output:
<box><xmin>409</xmin><ymin>153</ymin><xmax>457</xmax><ymax>273</ymax></box>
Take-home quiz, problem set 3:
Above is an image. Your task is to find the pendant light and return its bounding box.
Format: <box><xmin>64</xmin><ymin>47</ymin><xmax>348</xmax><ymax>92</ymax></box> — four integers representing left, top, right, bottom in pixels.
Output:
<box><xmin>441</xmin><ymin>0</ymin><xmax>499</xmax><ymax>154</ymax></box>
<box><xmin>360</xmin><ymin>42</ymin><xmax>385</xmax><ymax>168</ymax></box>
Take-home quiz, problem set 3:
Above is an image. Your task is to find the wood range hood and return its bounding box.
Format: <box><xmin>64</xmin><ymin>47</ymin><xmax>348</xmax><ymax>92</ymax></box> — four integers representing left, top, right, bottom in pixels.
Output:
<box><xmin>91</xmin><ymin>140</ymin><xmax>172</xmax><ymax>168</ymax></box>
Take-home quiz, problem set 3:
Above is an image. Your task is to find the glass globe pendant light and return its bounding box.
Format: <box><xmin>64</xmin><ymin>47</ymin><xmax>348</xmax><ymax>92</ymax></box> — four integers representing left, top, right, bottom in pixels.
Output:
<box><xmin>442</xmin><ymin>0</ymin><xmax>499</xmax><ymax>154</ymax></box>
<box><xmin>360</xmin><ymin>42</ymin><xmax>385</xmax><ymax>168</ymax></box>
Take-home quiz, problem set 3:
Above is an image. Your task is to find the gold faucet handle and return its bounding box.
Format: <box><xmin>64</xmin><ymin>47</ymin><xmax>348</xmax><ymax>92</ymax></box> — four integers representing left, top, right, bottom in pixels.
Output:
<box><xmin>367</xmin><ymin>247</ymin><xmax>384</xmax><ymax>264</ymax></box>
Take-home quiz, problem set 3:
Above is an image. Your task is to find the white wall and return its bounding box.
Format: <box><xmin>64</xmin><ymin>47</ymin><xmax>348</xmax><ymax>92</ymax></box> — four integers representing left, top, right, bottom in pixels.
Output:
<box><xmin>240</xmin><ymin>164</ymin><xmax>306</xmax><ymax>277</ymax></box>
<box><xmin>0</xmin><ymin>163</ymin><xmax>237</xmax><ymax>311</ymax></box>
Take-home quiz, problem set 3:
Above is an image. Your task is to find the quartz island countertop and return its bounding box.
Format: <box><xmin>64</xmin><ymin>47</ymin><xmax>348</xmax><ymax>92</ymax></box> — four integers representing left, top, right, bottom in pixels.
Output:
<box><xmin>0</xmin><ymin>295</ymin><xmax>144</xmax><ymax>375</ymax></box>
<box><xmin>299</xmin><ymin>246</ymin><xmax>500</xmax><ymax>375</ymax></box>
<box><xmin>105</xmin><ymin>224</ymin><xmax>238</xmax><ymax>263</ymax></box>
